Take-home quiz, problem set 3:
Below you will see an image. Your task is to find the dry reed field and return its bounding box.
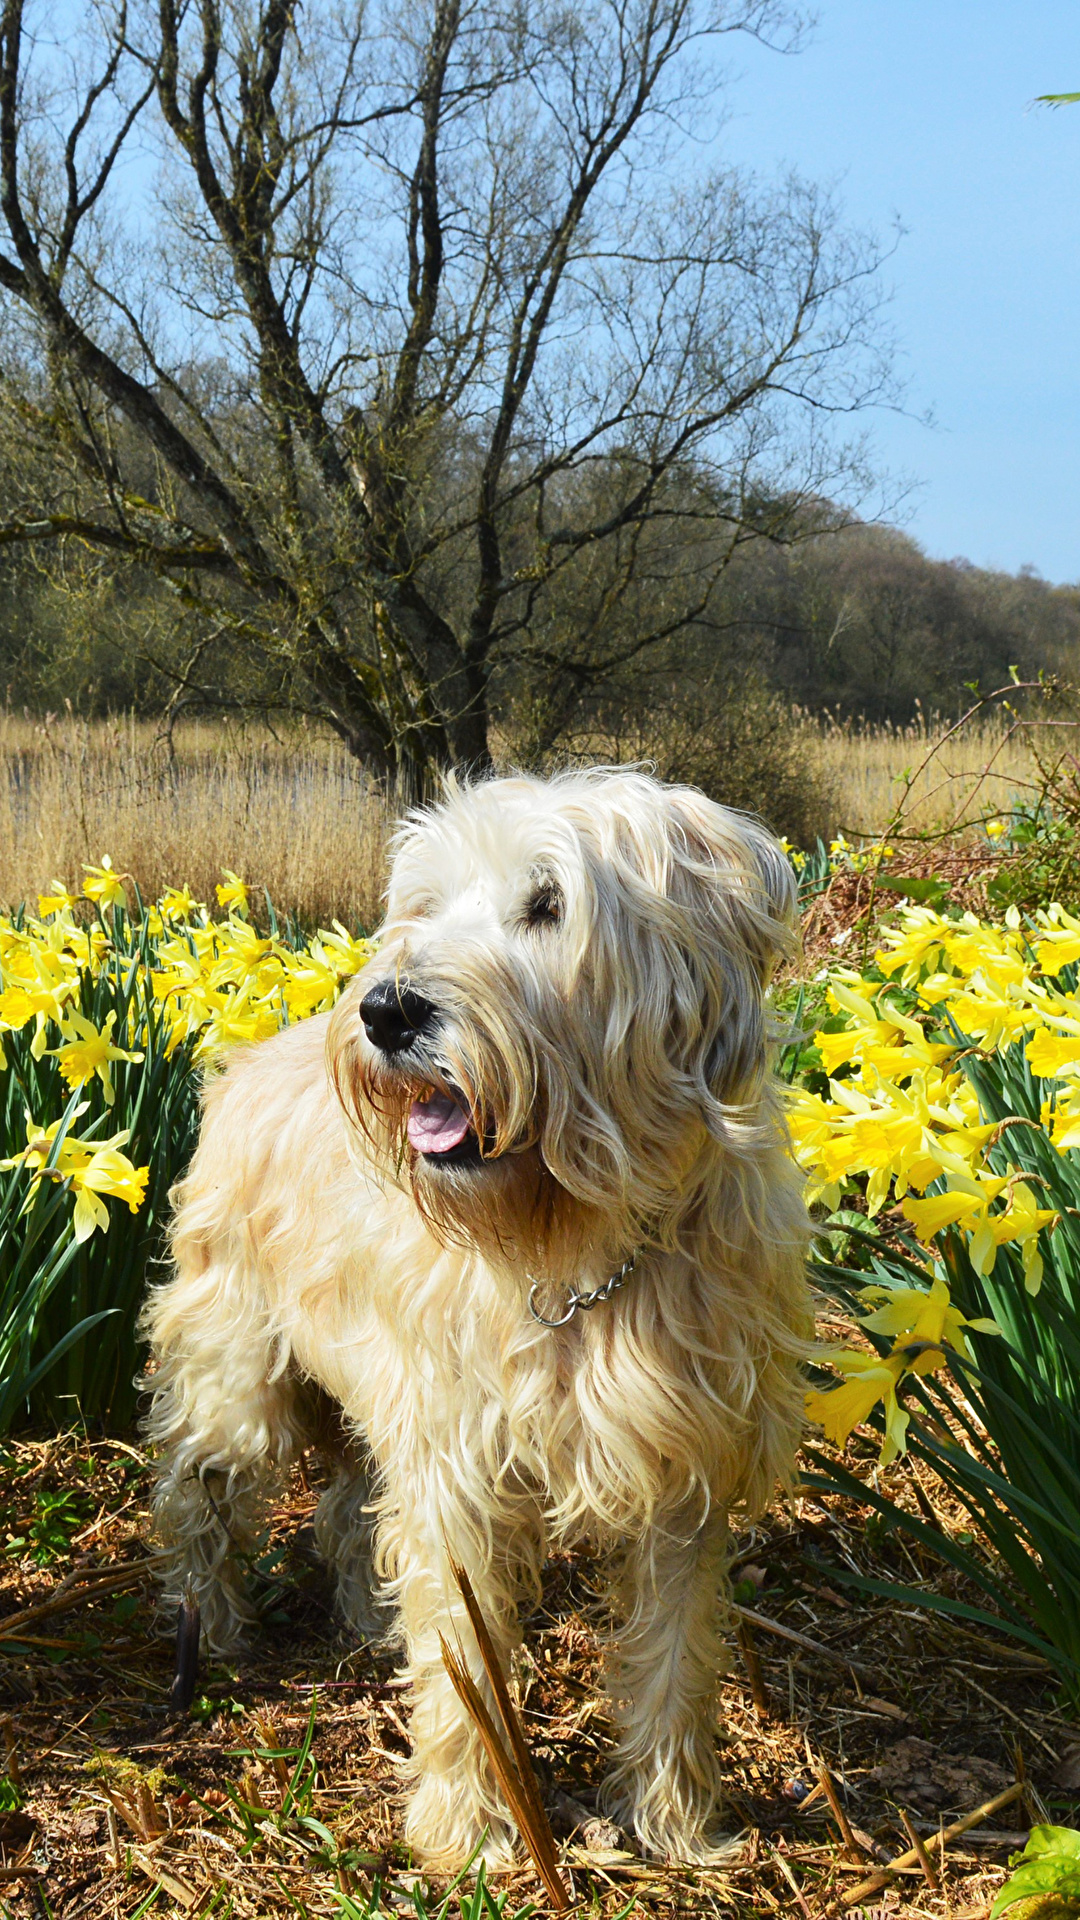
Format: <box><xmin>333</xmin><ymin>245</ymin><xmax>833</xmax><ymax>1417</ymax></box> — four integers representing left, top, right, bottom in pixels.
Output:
<box><xmin>0</xmin><ymin>711</ymin><xmax>394</xmax><ymax>931</ymax></box>
<box><xmin>803</xmin><ymin>709</ymin><xmax>1045</xmax><ymax>839</ymax></box>
<box><xmin>0</xmin><ymin>708</ymin><xmax>1051</xmax><ymax>930</ymax></box>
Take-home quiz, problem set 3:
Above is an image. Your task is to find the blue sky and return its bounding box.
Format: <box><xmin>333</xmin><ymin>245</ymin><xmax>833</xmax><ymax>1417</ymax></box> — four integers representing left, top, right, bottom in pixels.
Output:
<box><xmin>718</xmin><ymin>1</ymin><xmax>1080</xmax><ymax>583</ymax></box>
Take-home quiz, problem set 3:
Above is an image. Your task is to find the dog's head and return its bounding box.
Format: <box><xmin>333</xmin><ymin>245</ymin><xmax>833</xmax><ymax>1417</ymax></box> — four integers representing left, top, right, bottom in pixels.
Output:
<box><xmin>328</xmin><ymin>768</ymin><xmax>795</xmax><ymax>1264</ymax></box>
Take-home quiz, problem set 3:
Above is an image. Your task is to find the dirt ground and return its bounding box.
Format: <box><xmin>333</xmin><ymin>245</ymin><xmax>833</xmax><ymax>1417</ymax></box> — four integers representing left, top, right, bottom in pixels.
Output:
<box><xmin>1</xmin><ymin>1430</ymin><xmax>1075</xmax><ymax>1920</ymax></box>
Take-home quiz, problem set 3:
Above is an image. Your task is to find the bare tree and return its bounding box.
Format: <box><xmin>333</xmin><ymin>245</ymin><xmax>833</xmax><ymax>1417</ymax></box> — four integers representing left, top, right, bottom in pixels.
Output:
<box><xmin>0</xmin><ymin>0</ymin><xmax>893</xmax><ymax>787</ymax></box>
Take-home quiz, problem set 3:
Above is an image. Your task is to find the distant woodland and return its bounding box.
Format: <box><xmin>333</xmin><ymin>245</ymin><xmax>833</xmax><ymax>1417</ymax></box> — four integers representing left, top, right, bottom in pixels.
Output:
<box><xmin>2</xmin><ymin>509</ymin><xmax>1075</xmax><ymax>733</ymax></box>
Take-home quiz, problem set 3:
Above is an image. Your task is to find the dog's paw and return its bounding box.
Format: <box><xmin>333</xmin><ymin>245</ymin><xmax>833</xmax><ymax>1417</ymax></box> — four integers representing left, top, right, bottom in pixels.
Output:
<box><xmin>404</xmin><ymin>1775</ymin><xmax>516</xmax><ymax>1872</ymax></box>
<box><xmin>649</xmin><ymin>1823</ymin><xmax>748</xmax><ymax>1866</ymax></box>
<box><xmin>601</xmin><ymin>1760</ymin><xmax>745</xmax><ymax>1866</ymax></box>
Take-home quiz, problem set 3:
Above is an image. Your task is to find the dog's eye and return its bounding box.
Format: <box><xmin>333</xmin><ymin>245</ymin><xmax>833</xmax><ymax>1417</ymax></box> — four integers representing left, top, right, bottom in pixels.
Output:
<box><xmin>522</xmin><ymin>881</ymin><xmax>562</xmax><ymax>930</ymax></box>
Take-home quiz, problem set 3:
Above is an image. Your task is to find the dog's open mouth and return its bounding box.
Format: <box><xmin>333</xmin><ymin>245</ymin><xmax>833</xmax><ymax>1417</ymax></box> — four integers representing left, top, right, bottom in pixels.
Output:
<box><xmin>406</xmin><ymin>1087</ymin><xmax>482</xmax><ymax>1166</ymax></box>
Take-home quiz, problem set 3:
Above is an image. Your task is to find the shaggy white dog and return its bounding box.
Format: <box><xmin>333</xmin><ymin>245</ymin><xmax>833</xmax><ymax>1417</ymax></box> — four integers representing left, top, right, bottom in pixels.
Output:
<box><xmin>143</xmin><ymin>767</ymin><xmax>810</xmax><ymax>1866</ymax></box>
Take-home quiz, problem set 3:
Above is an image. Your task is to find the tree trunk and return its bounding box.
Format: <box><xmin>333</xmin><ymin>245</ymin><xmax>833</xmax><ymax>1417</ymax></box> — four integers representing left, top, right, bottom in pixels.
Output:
<box><xmin>446</xmin><ymin>653</ymin><xmax>493</xmax><ymax>776</ymax></box>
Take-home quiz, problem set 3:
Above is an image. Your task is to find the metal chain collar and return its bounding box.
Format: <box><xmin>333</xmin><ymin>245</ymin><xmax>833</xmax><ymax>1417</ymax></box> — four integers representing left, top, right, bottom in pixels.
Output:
<box><xmin>528</xmin><ymin>1251</ymin><xmax>638</xmax><ymax>1329</ymax></box>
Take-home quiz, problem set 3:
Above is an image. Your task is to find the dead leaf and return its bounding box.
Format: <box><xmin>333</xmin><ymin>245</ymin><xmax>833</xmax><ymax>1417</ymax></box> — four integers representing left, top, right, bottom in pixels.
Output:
<box><xmin>866</xmin><ymin>1737</ymin><xmax>1012</xmax><ymax>1814</ymax></box>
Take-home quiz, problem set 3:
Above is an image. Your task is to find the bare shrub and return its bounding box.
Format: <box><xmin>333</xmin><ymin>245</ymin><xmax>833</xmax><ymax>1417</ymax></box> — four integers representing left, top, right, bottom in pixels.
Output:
<box><xmin>571</xmin><ymin>679</ymin><xmax>838</xmax><ymax>849</ymax></box>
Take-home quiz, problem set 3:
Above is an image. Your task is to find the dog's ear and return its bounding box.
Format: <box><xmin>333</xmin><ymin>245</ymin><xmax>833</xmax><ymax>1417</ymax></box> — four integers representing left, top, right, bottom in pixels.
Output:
<box><xmin>656</xmin><ymin>785</ymin><xmax>797</xmax><ymax>1112</ymax></box>
<box><xmin>661</xmin><ymin>785</ymin><xmax>797</xmax><ymax>986</ymax></box>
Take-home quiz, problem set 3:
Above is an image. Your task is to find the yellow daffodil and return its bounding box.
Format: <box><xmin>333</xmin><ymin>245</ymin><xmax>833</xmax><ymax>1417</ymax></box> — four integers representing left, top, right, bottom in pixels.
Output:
<box><xmin>858</xmin><ymin>1277</ymin><xmax>1001</xmax><ymax>1364</ymax></box>
<box><xmin>902</xmin><ymin>1176</ymin><xmax>1057</xmax><ymax>1292</ymax></box>
<box><xmin>47</xmin><ymin>1010</ymin><xmax>145</xmax><ymax>1105</ymax></box>
<box><xmin>798</xmin><ymin>1075</ymin><xmax>951</xmax><ymax>1212</ymax></box>
<box><xmin>1026</xmin><ymin>1023</ymin><xmax>1080</xmax><ymax>1080</ymax></box>
<box><xmin>805</xmin><ymin>1350</ymin><xmax>911</xmax><ymax>1464</ymax></box>
<box><xmin>806</xmin><ymin>1278</ymin><xmax>1001</xmax><ymax>1465</ymax></box>
<box><xmin>281</xmin><ymin>954</ymin><xmax>342</xmax><ymax>1018</ymax></box>
<box><xmin>993</xmin><ymin>1182</ymin><xmax>1059</xmax><ymax>1294</ymax></box>
<box><xmin>814</xmin><ymin>979</ymin><xmax>952</xmax><ymax>1078</ymax></box>
<box><xmin>848</xmin><ymin>838</ymin><xmax>894</xmax><ymax>872</ymax></box>
<box><xmin>0</xmin><ymin>1106</ymin><xmax>89</xmax><ymax>1175</ymax></box>
<box><xmin>0</xmin><ymin>948</ymin><xmax>79</xmax><ymax>1055</ymax></box>
<box><xmin>65</xmin><ymin>1146</ymin><xmax>150</xmax><ymax>1239</ymax></box>
<box><xmin>1046</xmin><ymin>1090</ymin><xmax>1080</xmax><ymax>1152</ymax></box>
<box><xmin>317</xmin><ymin>923</ymin><xmax>372</xmax><ymax>977</ymax></box>
<box><xmin>216</xmin><ymin>870</ymin><xmax>250</xmax><ymax>916</ymax></box>
<box><xmin>0</xmin><ymin>884</ymin><xmax>372</xmax><ymax>1125</ymax></box>
<box><xmin>159</xmin><ymin>885</ymin><xmax>201</xmax><ymax>922</ymax></box>
<box><xmin>1</xmin><ymin>1110</ymin><xmax>150</xmax><ymax>1240</ymax></box>
<box><xmin>82</xmin><ymin>857</ymin><xmax>127</xmax><ymax>910</ymax></box>
<box><xmin>1034</xmin><ymin>941</ymin><xmax>1080</xmax><ymax>978</ymax></box>
<box><xmin>946</xmin><ymin>976</ymin><xmax>1036</xmax><ymax>1050</ymax></box>
<box><xmin>38</xmin><ymin>882</ymin><xmax>76</xmax><ymax>917</ymax></box>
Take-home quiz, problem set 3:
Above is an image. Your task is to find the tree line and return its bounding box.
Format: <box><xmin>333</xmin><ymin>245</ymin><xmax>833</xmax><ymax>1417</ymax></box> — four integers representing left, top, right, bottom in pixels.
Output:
<box><xmin>3</xmin><ymin>487</ymin><xmax>1075</xmax><ymax>733</ymax></box>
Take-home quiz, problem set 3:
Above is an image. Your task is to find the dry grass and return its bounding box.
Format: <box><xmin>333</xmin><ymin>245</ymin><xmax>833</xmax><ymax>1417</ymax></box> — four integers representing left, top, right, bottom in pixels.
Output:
<box><xmin>0</xmin><ymin>706</ymin><xmax>1058</xmax><ymax>934</ymax></box>
<box><xmin>0</xmin><ymin>710</ymin><xmax>394</xmax><ymax>932</ymax></box>
<box><xmin>804</xmin><ymin>709</ymin><xmax>1044</xmax><ymax>841</ymax></box>
<box><xmin>0</xmin><ymin>1429</ymin><xmax>1071</xmax><ymax>1920</ymax></box>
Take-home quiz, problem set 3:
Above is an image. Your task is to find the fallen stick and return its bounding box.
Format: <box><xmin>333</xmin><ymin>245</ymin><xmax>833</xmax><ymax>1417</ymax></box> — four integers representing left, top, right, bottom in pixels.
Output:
<box><xmin>0</xmin><ymin>1634</ymin><xmax>89</xmax><ymax>1650</ymax></box>
<box><xmin>841</xmin><ymin>1781</ymin><xmax>1024</xmax><ymax>1907</ymax></box>
<box><xmin>818</xmin><ymin>1760</ymin><xmax>863</xmax><ymax>1861</ymax></box>
<box><xmin>447</xmin><ymin>1557</ymin><xmax>554</xmax><ymax>1860</ymax></box>
<box><xmin>734</xmin><ymin>1604</ymin><xmax>877</xmax><ymax>1681</ymax></box>
<box><xmin>736</xmin><ymin>1618</ymin><xmax>771</xmax><ymax>1717</ymax></box>
<box><xmin>130</xmin><ymin>1847</ymin><xmax>204</xmax><ymax>1911</ymax></box>
<box><xmin>439</xmin><ymin>1633</ymin><xmax>569</xmax><ymax>1912</ymax></box>
<box><xmin>898</xmin><ymin>1807</ymin><xmax>939</xmax><ymax>1891</ymax></box>
<box><xmin>441</xmin><ymin>1554</ymin><xmax>569</xmax><ymax>1913</ymax></box>
<box><xmin>0</xmin><ymin>1563</ymin><xmax>154</xmax><ymax>1642</ymax></box>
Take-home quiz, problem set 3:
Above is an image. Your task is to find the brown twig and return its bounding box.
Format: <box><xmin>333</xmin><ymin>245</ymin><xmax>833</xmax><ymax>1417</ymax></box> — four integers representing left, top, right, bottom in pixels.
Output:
<box><xmin>0</xmin><ymin>1562</ymin><xmax>155</xmax><ymax>1641</ymax></box>
<box><xmin>438</xmin><ymin>1633</ymin><xmax>570</xmax><ymax>1912</ymax></box>
<box><xmin>817</xmin><ymin>1760</ymin><xmax>862</xmax><ymax>1860</ymax></box>
<box><xmin>734</xmin><ymin>1603</ymin><xmax>877</xmax><ymax>1680</ymax></box>
<box><xmin>130</xmin><ymin>1848</ymin><xmax>203</xmax><ymax>1911</ymax></box>
<box><xmin>898</xmin><ymin>1807</ymin><xmax>939</xmax><ymax>1889</ymax></box>
<box><xmin>440</xmin><ymin>1555</ymin><xmax>569</xmax><ymax>1910</ymax></box>
<box><xmin>841</xmin><ymin>1781</ymin><xmax>1024</xmax><ymax>1906</ymax></box>
<box><xmin>446</xmin><ymin>1557</ymin><xmax>556</xmax><ymax>1856</ymax></box>
<box><xmin>736</xmin><ymin>1619</ymin><xmax>770</xmax><ymax>1718</ymax></box>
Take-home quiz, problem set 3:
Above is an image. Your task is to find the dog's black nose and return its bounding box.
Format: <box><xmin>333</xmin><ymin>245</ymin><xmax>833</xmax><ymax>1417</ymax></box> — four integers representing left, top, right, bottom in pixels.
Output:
<box><xmin>359</xmin><ymin>980</ymin><xmax>436</xmax><ymax>1054</ymax></box>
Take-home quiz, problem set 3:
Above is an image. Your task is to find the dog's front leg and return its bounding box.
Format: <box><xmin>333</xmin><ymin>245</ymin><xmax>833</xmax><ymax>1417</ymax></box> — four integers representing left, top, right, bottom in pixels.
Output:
<box><xmin>601</xmin><ymin>1510</ymin><xmax>733</xmax><ymax>1861</ymax></box>
<box><xmin>143</xmin><ymin>1262</ymin><xmax>310</xmax><ymax>1655</ymax></box>
<box><xmin>379</xmin><ymin>1474</ymin><xmax>541</xmax><ymax>1871</ymax></box>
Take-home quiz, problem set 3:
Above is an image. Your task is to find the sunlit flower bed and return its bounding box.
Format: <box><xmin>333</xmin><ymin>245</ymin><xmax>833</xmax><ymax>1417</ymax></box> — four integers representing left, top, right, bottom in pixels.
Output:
<box><xmin>793</xmin><ymin>899</ymin><xmax>1080</xmax><ymax>1456</ymax></box>
<box><xmin>0</xmin><ymin>859</ymin><xmax>371</xmax><ymax>1242</ymax></box>
<box><xmin>3</xmin><ymin>837</ymin><xmax>1069</xmax><ymax>1472</ymax></box>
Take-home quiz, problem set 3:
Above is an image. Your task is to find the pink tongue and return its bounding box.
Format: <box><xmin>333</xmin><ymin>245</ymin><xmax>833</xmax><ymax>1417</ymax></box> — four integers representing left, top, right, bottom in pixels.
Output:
<box><xmin>407</xmin><ymin>1092</ymin><xmax>472</xmax><ymax>1155</ymax></box>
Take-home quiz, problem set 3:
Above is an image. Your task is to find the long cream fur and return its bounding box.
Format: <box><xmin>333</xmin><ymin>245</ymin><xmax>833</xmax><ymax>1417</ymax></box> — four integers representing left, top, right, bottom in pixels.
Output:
<box><xmin>143</xmin><ymin>767</ymin><xmax>810</xmax><ymax>1866</ymax></box>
